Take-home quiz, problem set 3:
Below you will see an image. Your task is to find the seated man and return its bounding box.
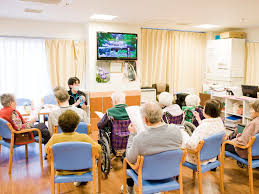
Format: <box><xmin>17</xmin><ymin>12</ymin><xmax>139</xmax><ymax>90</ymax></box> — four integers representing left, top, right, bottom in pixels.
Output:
<box><xmin>97</xmin><ymin>91</ymin><xmax>129</xmax><ymax>130</ymax></box>
<box><xmin>45</xmin><ymin>109</ymin><xmax>101</xmax><ymax>187</ymax></box>
<box><xmin>123</xmin><ymin>102</ymin><xmax>182</xmax><ymax>194</ymax></box>
<box><xmin>67</xmin><ymin>77</ymin><xmax>87</xmax><ymax>110</ymax></box>
<box><xmin>48</xmin><ymin>87</ymin><xmax>89</xmax><ymax>135</ymax></box>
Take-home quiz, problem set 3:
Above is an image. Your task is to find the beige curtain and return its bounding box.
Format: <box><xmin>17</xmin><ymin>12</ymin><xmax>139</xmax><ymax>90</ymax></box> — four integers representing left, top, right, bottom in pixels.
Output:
<box><xmin>245</xmin><ymin>42</ymin><xmax>259</xmax><ymax>85</ymax></box>
<box><xmin>141</xmin><ymin>29</ymin><xmax>206</xmax><ymax>94</ymax></box>
<box><xmin>45</xmin><ymin>40</ymin><xmax>86</xmax><ymax>88</ymax></box>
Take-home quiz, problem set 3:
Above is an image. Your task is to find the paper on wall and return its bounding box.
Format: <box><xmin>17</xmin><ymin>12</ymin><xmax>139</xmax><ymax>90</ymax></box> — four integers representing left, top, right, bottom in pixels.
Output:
<box><xmin>126</xmin><ymin>106</ymin><xmax>146</xmax><ymax>134</ymax></box>
<box><xmin>95</xmin><ymin>111</ymin><xmax>104</xmax><ymax>119</ymax></box>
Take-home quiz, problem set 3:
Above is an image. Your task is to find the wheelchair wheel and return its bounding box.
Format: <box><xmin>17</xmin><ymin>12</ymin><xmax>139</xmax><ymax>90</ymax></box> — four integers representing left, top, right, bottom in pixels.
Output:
<box><xmin>99</xmin><ymin>137</ymin><xmax>111</xmax><ymax>178</ymax></box>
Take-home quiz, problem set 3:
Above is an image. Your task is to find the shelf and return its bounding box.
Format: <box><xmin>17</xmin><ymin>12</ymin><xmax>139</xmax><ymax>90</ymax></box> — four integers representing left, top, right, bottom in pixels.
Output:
<box><xmin>225</xmin><ymin>112</ymin><xmax>243</xmax><ymax>117</ymax></box>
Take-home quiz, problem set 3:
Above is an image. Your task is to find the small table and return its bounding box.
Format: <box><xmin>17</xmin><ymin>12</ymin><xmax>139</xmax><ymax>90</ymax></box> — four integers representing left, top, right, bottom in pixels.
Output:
<box><xmin>17</xmin><ymin>106</ymin><xmax>58</xmax><ymax>123</ymax></box>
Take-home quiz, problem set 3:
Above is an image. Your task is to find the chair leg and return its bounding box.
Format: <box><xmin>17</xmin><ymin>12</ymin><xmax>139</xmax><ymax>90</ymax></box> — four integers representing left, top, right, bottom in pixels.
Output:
<box><xmin>38</xmin><ymin>140</ymin><xmax>43</xmax><ymax>169</ymax></box>
<box><xmin>248</xmin><ymin>162</ymin><xmax>254</xmax><ymax>194</ymax></box>
<box><xmin>193</xmin><ymin>170</ymin><xmax>196</xmax><ymax>180</ymax></box>
<box><xmin>51</xmin><ymin>182</ymin><xmax>55</xmax><ymax>194</ymax></box>
<box><xmin>25</xmin><ymin>144</ymin><xmax>28</xmax><ymax>160</ymax></box>
<box><xmin>57</xmin><ymin>183</ymin><xmax>60</xmax><ymax>194</ymax></box>
<box><xmin>197</xmin><ymin>166</ymin><xmax>202</xmax><ymax>194</ymax></box>
<box><xmin>8</xmin><ymin>142</ymin><xmax>14</xmax><ymax>174</ymax></box>
<box><xmin>219</xmin><ymin>153</ymin><xmax>224</xmax><ymax>193</ymax></box>
<box><xmin>98</xmin><ymin>158</ymin><xmax>101</xmax><ymax>193</ymax></box>
<box><xmin>123</xmin><ymin>160</ymin><xmax>127</xmax><ymax>194</ymax></box>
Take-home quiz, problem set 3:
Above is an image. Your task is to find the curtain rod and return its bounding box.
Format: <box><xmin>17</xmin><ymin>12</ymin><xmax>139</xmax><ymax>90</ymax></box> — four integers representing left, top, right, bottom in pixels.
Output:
<box><xmin>246</xmin><ymin>40</ymin><xmax>259</xmax><ymax>43</ymax></box>
<box><xmin>0</xmin><ymin>35</ymin><xmax>85</xmax><ymax>41</ymax></box>
<box><xmin>141</xmin><ymin>27</ymin><xmax>206</xmax><ymax>33</ymax></box>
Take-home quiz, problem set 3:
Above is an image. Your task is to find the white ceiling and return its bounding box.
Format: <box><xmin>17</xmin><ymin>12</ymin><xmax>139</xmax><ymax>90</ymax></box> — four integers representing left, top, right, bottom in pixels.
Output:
<box><xmin>1</xmin><ymin>0</ymin><xmax>259</xmax><ymax>31</ymax></box>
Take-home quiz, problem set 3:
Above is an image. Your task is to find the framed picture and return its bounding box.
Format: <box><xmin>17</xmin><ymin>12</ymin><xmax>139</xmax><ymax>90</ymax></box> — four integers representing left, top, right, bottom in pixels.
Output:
<box><xmin>110</xmin><ymin>62</ymin><xmax>122</xmax><ymax>73</ymax></box>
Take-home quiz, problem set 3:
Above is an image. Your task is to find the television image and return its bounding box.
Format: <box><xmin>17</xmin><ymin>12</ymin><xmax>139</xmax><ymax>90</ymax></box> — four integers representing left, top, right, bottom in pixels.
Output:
<box><xmin>241</xmin><ymin>85</ymin><xmax>259</xmax><ymax>98</ymax></box>
<box><xmin>97</xmin><ymin>32</ymin><xmax>137</xmax><ymax>60</ymax></box>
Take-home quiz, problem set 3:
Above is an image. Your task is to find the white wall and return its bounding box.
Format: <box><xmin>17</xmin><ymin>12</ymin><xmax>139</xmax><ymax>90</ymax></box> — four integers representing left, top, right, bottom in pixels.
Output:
<box><xmin>86</xmin><ymin>22</ymin><xmax>141</xmax><ymax>92</ymax></box>
<box><xmin>0</xmin><ymin>18</ymin><xmax>86</xmax><ymax>39</ymax></box>
<box><xmin>242</xmin><ymin>27</ymin><xmax>259</xmax><ymax>42</ymax></box>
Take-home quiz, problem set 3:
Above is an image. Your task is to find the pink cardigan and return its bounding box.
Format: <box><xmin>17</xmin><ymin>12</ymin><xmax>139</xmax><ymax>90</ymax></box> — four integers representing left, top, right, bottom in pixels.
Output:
<box><xmin>232</xmin><ymin>116</ymin><xmax>259</xmax><ymax>159</ymax></box>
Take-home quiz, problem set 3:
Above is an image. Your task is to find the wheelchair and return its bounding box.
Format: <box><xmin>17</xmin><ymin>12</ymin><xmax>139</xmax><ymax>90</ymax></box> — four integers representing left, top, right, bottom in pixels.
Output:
<box><xmin>98</xmin><ymin>118</ymin><xmax>131</xmax><ymax>177</ymax></box>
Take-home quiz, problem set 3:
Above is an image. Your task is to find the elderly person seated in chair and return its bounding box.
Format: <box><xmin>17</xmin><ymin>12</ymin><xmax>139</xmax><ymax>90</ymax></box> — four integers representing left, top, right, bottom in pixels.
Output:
<box><xmin>48</xmin><ymin>87</ymin><xmax>89</xmax><ymax>136</ymax></box>
<box><xmin>45</xmin><ymin>109</ymin><xmax>101</xmax><ymax>187</ymax></box>
<box><xmin>121</xmin><ymin>102</ymin><xmax>182</xmax><ymax>194</ymax></box>
<box><xmin>158</xmin><ymin>92</ymin><xmax>183</xmax><ymax>124</ymax></box>
<box><xmin>0</xmin><ymin>93</ymin><xmax>50</xmax><ymax>145</ymax></box>
<box><xmin>182</xmin><ymin>94</ymin><xmax>205</xmax><ymax>127</ymax></box>
<box><xmin>97</xmin><ymin>91</ymin><xmax>129</xmax><ymax>131</ymax></box>
<box><xmin>181</xmin><ymin>99</ymin><xmax>225</xmax><ymax>166</ymax></box>
<box><xmin>225</xmin><ymin>99</ymin><xmax>259</xmax><ymax>160</ymax></box>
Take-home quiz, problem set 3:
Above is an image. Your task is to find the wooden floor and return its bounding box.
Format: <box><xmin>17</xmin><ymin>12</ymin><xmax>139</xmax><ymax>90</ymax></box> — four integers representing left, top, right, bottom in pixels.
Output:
<box><xmin>0</xmin><ymin>132</ymin><xmax>259</xmax><ymax>194</ymax></box>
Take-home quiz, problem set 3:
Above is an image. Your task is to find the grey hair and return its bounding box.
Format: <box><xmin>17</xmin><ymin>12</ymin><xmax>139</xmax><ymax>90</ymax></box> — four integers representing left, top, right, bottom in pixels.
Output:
<box><xmin>0</xmin><ymin>93</ymin><xmax>15</xmax><ymax>107</ymax></box>
<box><xmin>158</xmin><ymin>92</ymin><xmax>173</xmax><ymax>107</ymax></box>
<box><xmin>111</xmin><ymin>92</ymin><xmax>125</xmax><ymax>104</ymax></box>
<box><xmin>141</xmin><ymin>102</ymin><xmax>162</xmax><ymax>124</ymax></box>
<box><xmin>54</xmin><ymin>87</ymin><xmax>69</xmax><ymax>103</ymax></box>
<box><xmin>185</xmin><ymin>94</ymin><xmax>200</xmax><ymax>106</ymax></box>
<box><xmin>250</xmin><ymin>99</ymin><xmax>259</xmax><ymax>112</ymax></box>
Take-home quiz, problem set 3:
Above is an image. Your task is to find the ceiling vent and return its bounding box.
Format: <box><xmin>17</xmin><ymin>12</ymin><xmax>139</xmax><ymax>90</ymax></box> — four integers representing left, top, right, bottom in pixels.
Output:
<box><xmin>24</xmin><ymin>8</ymin><xmax>43</xmax><ymax>13</ymax></box>
<box><xmin>20</xmin><ymin>0</ymin><xmax>62</xmax><ymax>4</ymax></box>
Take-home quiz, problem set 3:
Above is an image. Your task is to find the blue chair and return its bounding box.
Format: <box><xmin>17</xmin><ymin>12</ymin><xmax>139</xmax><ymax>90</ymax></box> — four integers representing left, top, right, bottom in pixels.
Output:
<box><xmin>222</xmin><ymin>134</ymin><xmax>259</xmax><ymax>194</ymax></box>
<box><xmin>54</xmin><ymin>122</ymin><xmax>88</xmax><ymax>134</ymax></box>
<box><xmin>183</xmin><ymin>132</ymin><xmax>225</xmax><ymax>194</ymax></box>
<box><xmin>43</xmin><ymin>94</ymin><xmax>57</xmax><ymax>105</ymax></box>
<box><xmin>16</xmin><ymin>98</ymin><xmax>31</xmax><ymax>106</ymax></box>
<box><xmin>123</xmin><ymin>149</ymin><xmax>186</xmax><ymax>194</ymax></box>
<box><xmin>50</xmin><ymin>142</ymin><xmax>101</xmax><ymax>194</ymax></box>
<box><xmin>0</xmin><ymin>118</ymin><xmax>43</xmax><ymax>174</ymax></box>
<box><xmin>42</xmin><ymin>94</ymin><xmax>57</xmax><ymax>122</ymax></box>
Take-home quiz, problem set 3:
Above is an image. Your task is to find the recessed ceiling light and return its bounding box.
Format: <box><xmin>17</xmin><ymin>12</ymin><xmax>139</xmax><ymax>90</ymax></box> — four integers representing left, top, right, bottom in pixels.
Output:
<box><xmin>90</xmin><ymin>14</ymin><xmax>117</xmax><ymax>21</ymax></box>
<box><xmin>240</xmin><ymin>18</ymin><xmax>248</xmax><ymax>23</ymax></box>
<box><xmin>20</xmin><ymin>0</ymin><xmax>61</xmax><ymax>4</ymax></box>
<box><xmin>194</xmin><ymin>24</ymin><xmax>219</xmax><ymax>29</ymax></box>
<box><xmin>24</xmin><ymin>8</ymin><xmax>42</xmax><ymax>13</ymax></box>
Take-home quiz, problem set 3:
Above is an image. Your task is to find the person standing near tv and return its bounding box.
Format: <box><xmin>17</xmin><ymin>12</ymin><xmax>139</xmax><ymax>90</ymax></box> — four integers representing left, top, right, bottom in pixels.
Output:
<box><xmin>67</xmin><ymin>77</ymin><xmax>87</xmax><ymax>110</ymax></box>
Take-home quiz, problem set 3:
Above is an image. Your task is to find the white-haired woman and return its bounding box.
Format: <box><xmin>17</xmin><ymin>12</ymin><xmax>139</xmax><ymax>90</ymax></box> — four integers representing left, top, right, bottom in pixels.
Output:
<box><xmin>182</xmin><ymin>94</ymin><xmax>205</xmax><ymax>127</ymax></box>
<box><xmin>97</xmin><ymin>92</ymin><xmax>129</xmax><ymax>130</ymax></box>
<box><xmin>158</xmin><ymin>92</ymin><xmax>183</xmax><ymax>124</ymax></box>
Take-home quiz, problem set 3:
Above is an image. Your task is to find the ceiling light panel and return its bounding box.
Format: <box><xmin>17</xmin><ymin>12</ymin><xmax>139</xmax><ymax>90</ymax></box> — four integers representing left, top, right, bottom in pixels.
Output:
<box><xmin>90</xmin><ymin>14</ymin><xmax>117</xmax><ymax>20</ymax></box>
<box><xmin>20</xmin><ymin>0</ymin><xmax>62</xmax><ymax>4</ymax></box>
<box><xmin>194</xmin><ymin>24</ymin><xmax>219</xmax><ymax>29</ymax></box>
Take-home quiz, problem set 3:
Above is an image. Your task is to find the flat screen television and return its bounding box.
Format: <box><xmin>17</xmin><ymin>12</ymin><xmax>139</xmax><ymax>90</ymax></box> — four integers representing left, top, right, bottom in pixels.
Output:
<box><xmin>97</xmin><ymin>32</ymin><xmax>137</xmax><ymax>60</ymax></box>
<box><xmin>241</xmin><ymin>85</ymin><xmax>259</xmax><ymax>98</ymax></box>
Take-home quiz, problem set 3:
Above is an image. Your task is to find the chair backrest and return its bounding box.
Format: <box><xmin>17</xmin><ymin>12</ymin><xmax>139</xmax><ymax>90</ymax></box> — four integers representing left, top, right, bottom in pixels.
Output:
<box><xmin>52</xmin><ymin>142</ymin><xmax>92</xmax><ymax>170</ymax></box>
<box><xmin>142</xmin><ymin>149</ymin><xmax>183</xmax><ymax>180</ymax></box>
<box><xmin>16</xmin><ymin>98</ymin><xmax>31</xmax><ymax>106</ymax></box>
<box><xmin>200</xmin><ymin>131</ymin><xmax>225</xmax><ymax>161</ymax></box>
<box><xmin>43</xmin><ymin>94</ymin><xmax>57</xmax><ymax>105</ymax></box>
<box><xmin>0</xmin><ymin>118</ymin><xmax>12</xmax><ymax>139</ymax></box>
<box><xmin>251</xmin><ymin>133</ymin><xmax>259</xmax><ymax>156</ymax></box>
<box><xmin>57</xmin><ymin>122</ymin><xmax>88</xmax><ymax>134</ymax></box>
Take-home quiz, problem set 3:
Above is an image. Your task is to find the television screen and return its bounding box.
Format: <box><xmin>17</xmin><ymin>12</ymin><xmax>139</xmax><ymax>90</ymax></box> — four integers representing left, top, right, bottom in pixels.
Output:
<box><xmin>241</xmin><ymin>85</ymin><xmax>259</xmax><ymax>98</ymax></box>
<box><xmin>97</xmin><ymin>32</ymin><xmax>137</xmax><ymax>60</ymax></box>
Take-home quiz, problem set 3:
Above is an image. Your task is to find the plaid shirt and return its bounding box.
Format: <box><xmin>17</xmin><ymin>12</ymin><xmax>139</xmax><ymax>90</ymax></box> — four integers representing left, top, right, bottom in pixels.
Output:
<box><xmin>112</xmin><ymin>120</ymin><xmax>131</xmax><ymax>152</ymax></box>
<box><xmin>163</xmin><ymin>112</ymin><xmax>183</xmax><ymax>124</ymax></box>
